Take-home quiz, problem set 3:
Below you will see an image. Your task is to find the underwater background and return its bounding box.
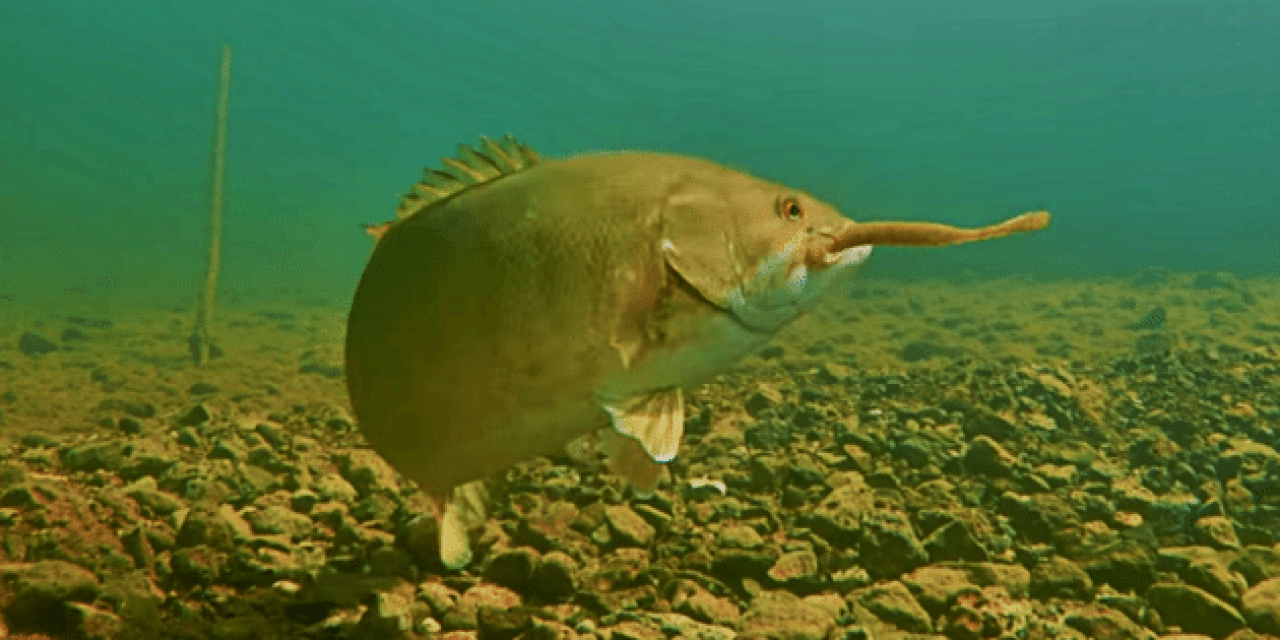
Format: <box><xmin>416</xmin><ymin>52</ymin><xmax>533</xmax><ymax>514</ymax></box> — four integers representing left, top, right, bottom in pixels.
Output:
<box><xmin>2</xmin><ymin>0</ymin><xmax>1276</xmax><ymax>306</ymax></box>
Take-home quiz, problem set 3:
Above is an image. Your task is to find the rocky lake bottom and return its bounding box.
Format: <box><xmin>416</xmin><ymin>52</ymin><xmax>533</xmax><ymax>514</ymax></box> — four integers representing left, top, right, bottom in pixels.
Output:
<box><xmin>0</xmin><ymin>269</ymin><xmax>1278</xmax><ymax>639</ymax></box>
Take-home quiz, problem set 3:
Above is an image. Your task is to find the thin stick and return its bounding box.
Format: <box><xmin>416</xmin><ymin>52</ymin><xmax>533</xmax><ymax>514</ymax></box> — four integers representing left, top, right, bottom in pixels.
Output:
<box><xmin>189</xmin><ymin>45</ymin><xmax>231</xmax><ymax>366</ymax></box>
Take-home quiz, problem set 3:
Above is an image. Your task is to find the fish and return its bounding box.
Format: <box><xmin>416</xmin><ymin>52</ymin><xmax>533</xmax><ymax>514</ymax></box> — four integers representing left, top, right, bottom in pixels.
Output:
<box><xmin>344</xmin><ymin>135</ymin><xmax>1051</xmax><ymax>568</ymax></box>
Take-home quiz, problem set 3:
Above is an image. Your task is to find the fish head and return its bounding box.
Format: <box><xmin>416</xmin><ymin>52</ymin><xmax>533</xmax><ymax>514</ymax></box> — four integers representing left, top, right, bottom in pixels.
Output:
<box><xmin>661</xmin><ymin>170</ymin><xmax>870</xmax><ymax>334</ymax></box>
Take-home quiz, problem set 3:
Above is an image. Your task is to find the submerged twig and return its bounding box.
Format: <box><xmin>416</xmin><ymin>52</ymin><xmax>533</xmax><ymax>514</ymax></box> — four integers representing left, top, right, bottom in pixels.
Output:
<box><xmin>189</xmin><ymin>44</ymin><xmax>231</xmax><ymax>366</ymax></box>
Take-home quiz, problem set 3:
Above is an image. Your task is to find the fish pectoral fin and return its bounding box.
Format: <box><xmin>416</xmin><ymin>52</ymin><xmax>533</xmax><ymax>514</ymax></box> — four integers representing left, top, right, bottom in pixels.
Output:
<box><xmin>438</xmin><ymin>480</ymin><xmax>488</xmax><ymax>570</ymax></box>
<box><xmin>603</xmin><ymin>388</ymin><xmax>685</xmax><ymax>463</ymax></box>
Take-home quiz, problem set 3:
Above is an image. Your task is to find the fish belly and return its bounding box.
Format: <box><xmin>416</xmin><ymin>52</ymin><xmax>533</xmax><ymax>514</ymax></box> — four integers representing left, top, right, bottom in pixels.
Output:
<box><xmin>345</xmin><ymin>196</ymin><xmax>622</xmax><ymax>496</ymax></box>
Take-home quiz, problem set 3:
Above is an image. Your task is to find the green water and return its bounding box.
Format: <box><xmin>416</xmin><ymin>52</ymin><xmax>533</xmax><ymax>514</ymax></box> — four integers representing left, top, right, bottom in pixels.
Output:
<box><xmin>2</xmin><ymin>0</ymin><xmax>1276</xmax><ymax>306</ymax></box>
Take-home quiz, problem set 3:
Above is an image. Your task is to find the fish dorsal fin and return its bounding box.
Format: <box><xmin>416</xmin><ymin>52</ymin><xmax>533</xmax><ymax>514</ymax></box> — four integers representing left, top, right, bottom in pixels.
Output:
<box><xmin>394</xmin><ymin>134</ymin><xmax>541</xmax><ymax>221</ymax></box>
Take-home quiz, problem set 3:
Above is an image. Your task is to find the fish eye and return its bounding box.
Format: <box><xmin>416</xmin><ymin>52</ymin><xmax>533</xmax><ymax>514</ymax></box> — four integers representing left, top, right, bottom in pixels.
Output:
<box><xmin>780</xmin><ymin>197</ymin><xmax>804</xmax><ymax>222</ymax></box>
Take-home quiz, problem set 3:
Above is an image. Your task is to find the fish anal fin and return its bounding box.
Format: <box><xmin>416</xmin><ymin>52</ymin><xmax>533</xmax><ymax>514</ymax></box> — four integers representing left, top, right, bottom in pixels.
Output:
<box><xmin>599</xmin><ymin>428</ymin><xmax>670</xmax><ymax>496</ymax></box>
<box><xmin>603</xmin><ymin>388</ymin><xmax>684</xmax><ymax>463</ymax></box>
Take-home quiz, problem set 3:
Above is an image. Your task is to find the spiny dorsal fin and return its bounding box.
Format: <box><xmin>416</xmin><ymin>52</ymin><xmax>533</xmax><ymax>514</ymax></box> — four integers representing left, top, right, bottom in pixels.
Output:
<box><xmin>393</xmin><ymin>134</ymin><xmax>541</xmax><ymax>222</ymax></box>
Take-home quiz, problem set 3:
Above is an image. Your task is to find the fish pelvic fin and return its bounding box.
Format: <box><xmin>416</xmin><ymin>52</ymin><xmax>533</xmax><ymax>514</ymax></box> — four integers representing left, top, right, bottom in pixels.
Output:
<box><xmin>438</xmin><ymin>480</ymin><xmax>489</xmax><ymax>571</ymax></box>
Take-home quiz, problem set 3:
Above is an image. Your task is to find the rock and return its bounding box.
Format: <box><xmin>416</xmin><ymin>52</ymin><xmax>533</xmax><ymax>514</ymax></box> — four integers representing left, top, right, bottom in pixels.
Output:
<box><xmin>354</xmin><ymin>585</ymin><xmax>417</xmax><ymax>636</ymax></box>
<box><xmin>717</xmin><ymin>524</ymin><xmax>766</xmax><ymax>550</ymax></box>
<box><xmin>1230</xmin><ymin>545</ymin><xmax>1280</xmax><ymax>585</ymax></box>
<box><xmin>1063</xmin><ymin>603</ymin><xmax>1151</xmax><ymax>639</ymax></box>
<box><xmin>1184</xmin><ymin>557</ymin><xmax>1249</xmax><ymax>605</ymax></box>
<box><xmin>923</xmin><ymin>519</ymin><xmax>990</xmax><ymax>563</ymax></box>
<box><xmin>531</xmin><ymin>551</ymin><xmax>578</xmax><ymax>602</ymax></box>
<box><xmin>477</xmin><ymin>604</ymin><xmax>531</xmax><ymax>640</ymax></box>
<box><xmin>964</xmin><ymin>435</ymin><xmax>1017</xmax><ymax>476</ymax></box>
<box><xmin>169</xmin><ymin>545</ymin><xmax>225</xmax><ymax>585</ymax></box>
<box><xmin>18</xmin><ymin>332</ymin><xmax>57</xmax><ymax>356</ymax></box>
<box><xmin>336</xmin><ymin>450</ymin><xmax>400</xmax><ymax>497</ymax></box>
<box><xmin>1074</xmin><ymin>539</ymin><xmax>1158</xmax><ymax>593</ymax></box>
<box><xmin>997</xmin><ymin>492</ymin><xmax>1081</xmax><ymax>543</ymax></box>
<box><xmin>175</xmin><ymin>505</ymin><xmax>251</xmax><ymax>551</ymax></box>
<box><xmin>483</xmin><ymin>547</ymin><xmax>539</xmax><ymax>593</ymax></box>
<box><xmin>243</xmin><ymin>505</ymin><xmax>314</xmax><ymax>540</ymax></box>
<box><xmin>1195</xmin><ymin>515</ymin><xmax>1243</xmax><ymax>550</ymax></box>
<box><xmin>739</xmin><ymin>589</ymin><xmax>836</xmax><ymax>640</ymax></box>
<box><xmin>311</xmin><ymin>472</ymin><xmax>358</xmax><ymax>504</ymax></box>
<box><xmin>61</xmin><ymin>441</ymin><xmax>128</xmax><ymax>473</ymax></box>
<box><xmin>188</xmin><ymin>382</ymin><xmax>219</xmax><ymax>395</ymax></box>
<box><xmin>859</xmin><ymin>509</ymin><xmax>928</xmax><ymax>580</ymax></box>
<box><xmin>444</xmin><ymin>583</ymin><xmax>522</xmax><ymax>631</ymax></box>
<box><xmin>1030</xmin><ymin>556</ymin><xmax>1094</xmax><ymax>601</ymax></box>
<box><xmin>605</xmin><ymin>505</ymin><xmax>656</xmax><ymax>547</ymax></box>
<box><xmin>744</xmin><ymin>385</ymin><xmax>783</xmax><ymax>418</ymax></box>
<box><xmin>672</xmin><ymin>580</ymin><xmax>740</xmax><ymax>627</ymax></box>
<box><xmin>852</xmin><ymin>581</ymin><xmax>932</xmax><ymax>633</ymax></box>
<box><xmin>646</xmin><ymin>612</ymin><xmax>736</xmax><ymax>640</ymax></box>
<box><xmin>176</xmin><ymin>427</ymin><xmax>202</xmax><ymax>448</ymax></box>
<box><xmin>417</xmin><ymin>580</ymin><xmax>460</xmax><ymax>618</ymax></box>
<box><xmin>900</xmin><ymin>565</ymin><xmax>978</xmax><ymax>617</ymax></box>
<box><xmin>802</xmin><ymin>480</ymin><xmax>874</xmax><ymax>547</ymax></box>
<box><xmin>1240</xmin><ymin>577</ymin><xmax>1280</xmax><ymax>634</ymax></box>
<box><xmin>1145</xmin><ymin>582</ymin><xmax>1246</xmax><ymax>637</ymax></box>
<box><xmin>65</xmin><ymin>602</ymin><xmax>122</xmax><ymax>639</ymax></box>
<box><xmin>767</xmin><ymin>549</ymin><xmax>821</xmax><ymax>590</ymax></box>
<box><xmin>176</xmin><ymin>403</ymin><xmax>212</xmax><ymax>426</ymax></box>
<box><xmin>1</xmin><ymin>560</ymin><xmax>102</xmax><ymax>633</ymax></box>
<box><xmin>123</xmin><ymin>477</ymin><xmax>182</xmax><ymax>516</ymax></box>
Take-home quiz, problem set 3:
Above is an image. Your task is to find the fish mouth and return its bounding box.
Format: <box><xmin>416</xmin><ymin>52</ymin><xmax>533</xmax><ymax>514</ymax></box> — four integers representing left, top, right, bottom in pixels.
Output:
<box><xmin>806</xmin><ymin>230</ymin><xmax>873</xmax><ymax>270</ymax></box>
